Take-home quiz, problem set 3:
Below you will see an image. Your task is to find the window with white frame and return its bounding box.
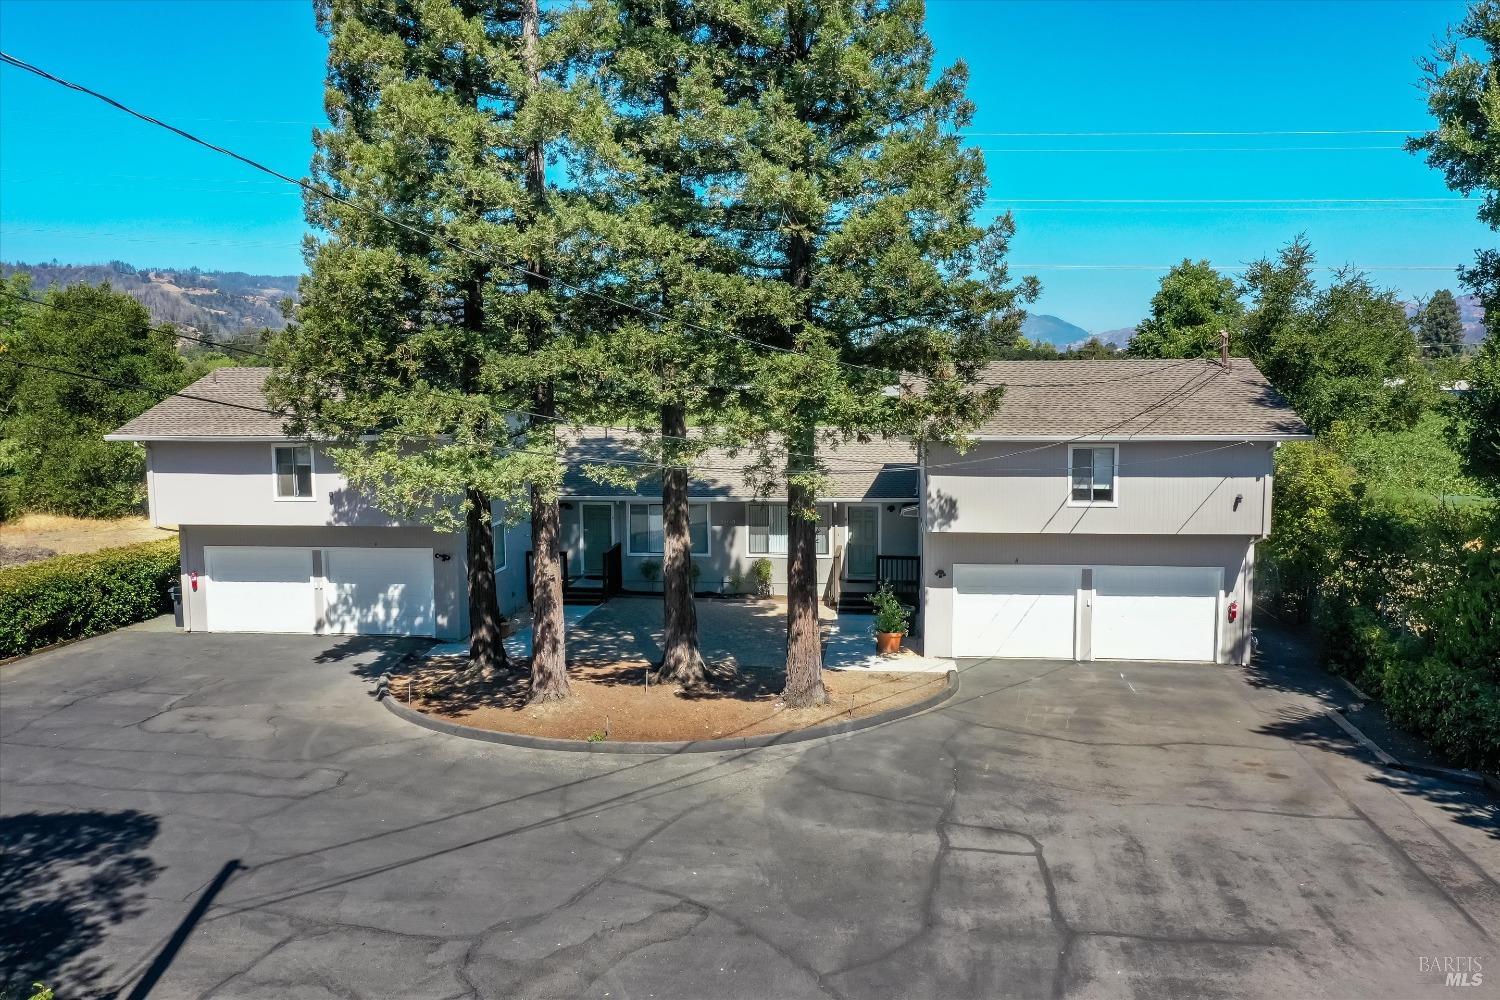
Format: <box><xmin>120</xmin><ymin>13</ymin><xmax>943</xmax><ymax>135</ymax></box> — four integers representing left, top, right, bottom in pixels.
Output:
<box><xmin>1069</xmin><ymin>445</ymin><xmax>1116</xmax><ymax>504</ymax></box>
<box><xmin>273</xmin><ymin>445</ymin><xmax>314</xmax><ymax>499</ymax></box>
<box><xmin>748</xmin><ymin>503</ymin><xmax>830</xmax><ymax>555</ymax></box>
<box><xmin>628</xmin><ymin>503</ymin><xmax>709</xmax><ymax>555</ymax></box>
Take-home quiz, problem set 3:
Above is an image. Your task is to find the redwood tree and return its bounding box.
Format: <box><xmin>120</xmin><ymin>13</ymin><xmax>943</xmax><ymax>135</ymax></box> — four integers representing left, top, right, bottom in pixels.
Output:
<box><xmin>270</xmin><ymin>0</ymin><xmax>601</xmax><ymax>698</ymax></box>
<box><xmin>717</xmin><ymin>0</ymin><xmax>1034</xmax><ymax>705</ymax></box>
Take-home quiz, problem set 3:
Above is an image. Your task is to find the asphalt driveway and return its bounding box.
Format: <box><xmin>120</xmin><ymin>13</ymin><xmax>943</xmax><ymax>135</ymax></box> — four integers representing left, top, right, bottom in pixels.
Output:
<box><xmin>2</xmin><ymin>624</ymin><xmax>1496</xmax><ymax>999</ymax></box>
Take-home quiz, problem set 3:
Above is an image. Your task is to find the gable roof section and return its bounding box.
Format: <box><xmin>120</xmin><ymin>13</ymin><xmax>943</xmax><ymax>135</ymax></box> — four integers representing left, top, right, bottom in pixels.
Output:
<box><xmin>106</xmin><ymin>368</ymin><xmax>919</xmax><ymax>499</ymax></box>
<box><xmin>966</xmin><ymin>358</ymin><xmax>1311</xmax><ymax>439</ymax></box>
<box><xmin>106</xmin><ymin>366</ymin><xmax>291</xmax><ymax>440</ymax></box>
<box><xmin>559</xmin><ymin>430</ymin><xmax>918</xmax><ymax>501</ymax></box>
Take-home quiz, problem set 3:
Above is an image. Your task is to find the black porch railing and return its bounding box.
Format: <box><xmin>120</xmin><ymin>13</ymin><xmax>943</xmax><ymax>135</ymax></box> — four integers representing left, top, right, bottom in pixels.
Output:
<box><xmin>525</xmin><ymin>546</ymin><xmax>623</xmax><ymax>607</ymax></box>
<box><xmin>524</xmin><ymin>549</ymin><xmax>569</xmax><ymax>605</ymax></box>
<box><xmin>876</xmin><ymin>555</ymin><xmax>921</xmax><ymax>615</ymax></box>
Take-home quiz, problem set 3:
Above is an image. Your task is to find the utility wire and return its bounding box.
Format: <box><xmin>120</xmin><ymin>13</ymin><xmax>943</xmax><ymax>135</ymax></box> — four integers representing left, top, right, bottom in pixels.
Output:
<box><xmin>0</xmin><ymin>351</ymin><xmax>1252</xmax><ymax>477</ymax></box>
<box><xmin>960</xmin><ymin>128</ymin><xmax>1419</xmax><ymax>137</ymax></box>
<box><xmin>0</xmin><ymin>53</ymin><xmax>1256</xmax><ymax>395</ymax></box>
<box><xmin>0</xmin><ymin>52</ymin><xmax>906</xmax><ymax>380</ymax></box>
<box><xmin>0</xmin><ymin>289</ymin><xmax>1217</xmax><ymax>473</ymax></box>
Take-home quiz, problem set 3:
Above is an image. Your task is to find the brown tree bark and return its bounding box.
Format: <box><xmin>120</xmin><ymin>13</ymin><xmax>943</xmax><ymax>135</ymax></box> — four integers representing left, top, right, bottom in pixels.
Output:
<box><xmin>528</xmin><ymin>477</ymin><xmax>569</xmax><ymax>702</ymax></box>
<box><xmin>520</xmin><ymin>0</ymin><xmax>568</xmax><ymax>703</ymax></box>
<box><xmin>655</xmin><ymin>402</ymin><xmax>707</xmax><ymax>685</ymax></box>
<box><xmin>782</xmin><ymin>436</ymin><xmax>828</xmax><ymax>707</ymax></box>
<box><xmin>460</xmin><ymin>487</ymin><xmax>507</xmax><ymax>682</ymax></box>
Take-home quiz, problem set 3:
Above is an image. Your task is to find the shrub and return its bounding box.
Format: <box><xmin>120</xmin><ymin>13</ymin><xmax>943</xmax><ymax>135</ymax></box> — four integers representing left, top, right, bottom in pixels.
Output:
<box><xmin>0</xmin><ymin>539</ymin><xmax>179</xmax><ymax>660</ymax></box>
<box><xmin>1381</xmin><ymin>656</ymin><xmax>1500</xmax><ymax>773</ymax></box>
<box><xmin>749</xmin><ymin>558</ymin><xmax>773</xmax><ymax>597</ymax></box>
<box><xmin>870</xmin><ymin>582</ymin><xmax>912</xmax><ymax>636</ymax></box>
<box><xmin>638</xmin><ymin>559</ymin><xmax>660</xmax><ymax>583</ymax></box>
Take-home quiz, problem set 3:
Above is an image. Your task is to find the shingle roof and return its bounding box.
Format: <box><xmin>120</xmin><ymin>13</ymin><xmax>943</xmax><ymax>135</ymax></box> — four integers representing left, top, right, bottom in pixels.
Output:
<box><xmin>106</xmin><ymin>368</ymin><xmax>920</xmax><ymax>499</ymax></box>
<box><xmin>560</xmin><ymin>429</ymin><xmax>919</xmax><ymax>500</ymax></box>
<box><xmin>107</xmin><ymin>366</ymin><xmax>292</xmax><ymax>440</ymax></box>
<box><xmin>964</xmin><ymin>358</ymin><xmax>1311</xmax><ymax>438</ymax></box>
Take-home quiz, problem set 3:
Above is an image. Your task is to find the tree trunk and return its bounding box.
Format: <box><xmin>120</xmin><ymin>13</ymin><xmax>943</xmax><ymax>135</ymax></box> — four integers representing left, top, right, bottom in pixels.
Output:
<box><xmin>519</xmin><ymin>0</ymin><xmax>568</xmax><ymax>704</ymax></box>
<box><xmin>460</xmin><ymin>487</ymin><xmax>507</xmax><ymax>682</ymax></box>
<box><xmin>655</xmin><ymin>402</ymin><xmax>707</xmax><ymax>685</ymax></box>
<box><xmin>528</xmin><ymin>479</ymin><xmax>569</xmax><ymax>701</ymax></box>
<box><xmin>782</xmin><ymin>427</ymin><xmax>828</xmax><ymax>707</ymax></box>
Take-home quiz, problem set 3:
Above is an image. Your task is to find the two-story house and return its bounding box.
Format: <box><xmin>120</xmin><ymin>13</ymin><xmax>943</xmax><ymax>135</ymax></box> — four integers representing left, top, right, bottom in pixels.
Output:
<box><xmin>919</xmin><ymin>359</ymin><xmax>1311</xmax><ymax>664</ymax></box>
<box><xmin>107</xmin><ymin>358</ymin><xmax>1310</xmax><ymax>664</ymax></box>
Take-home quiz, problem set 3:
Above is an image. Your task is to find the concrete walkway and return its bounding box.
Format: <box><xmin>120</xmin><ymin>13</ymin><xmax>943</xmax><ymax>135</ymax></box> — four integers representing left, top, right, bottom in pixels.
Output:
<box><xmin>544</xmin><ymin>596</ymin><xmax>947</xmax><ymax>672</ymax></box>
<box><xmin>2</xmin><ymin>626</ymin><xmax>1495</xmax><ymax>999</ymax></box>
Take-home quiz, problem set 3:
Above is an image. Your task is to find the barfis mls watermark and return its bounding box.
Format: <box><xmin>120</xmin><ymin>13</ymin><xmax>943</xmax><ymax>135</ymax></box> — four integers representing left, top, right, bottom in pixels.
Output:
<box><xmin>1419</xmin><ymin>956</ymin><xmax>1484</xmax><ymax>988</ymax></box>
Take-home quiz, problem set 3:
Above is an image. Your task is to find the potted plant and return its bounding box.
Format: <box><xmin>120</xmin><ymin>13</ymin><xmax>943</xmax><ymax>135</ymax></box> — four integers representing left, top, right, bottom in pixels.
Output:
<box><xmin>870</xmin><ymin>582</ymin><xmax>911</xmax><ymax>655</ymax></box>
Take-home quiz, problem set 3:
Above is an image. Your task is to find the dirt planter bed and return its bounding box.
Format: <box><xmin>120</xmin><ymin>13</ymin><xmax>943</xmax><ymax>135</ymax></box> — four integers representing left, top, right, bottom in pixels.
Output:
<box><xmin>379</xmin><ymin>659</ymin><xmax>959</xmax><ymax>754</ymax></box>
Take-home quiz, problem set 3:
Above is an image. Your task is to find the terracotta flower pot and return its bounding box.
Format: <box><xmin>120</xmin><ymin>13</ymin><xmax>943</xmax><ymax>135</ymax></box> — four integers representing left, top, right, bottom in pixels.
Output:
<box><xmin>875</xmin><ymin>631</ymin><xmax>904</xmax><ymax>655</ymax></box>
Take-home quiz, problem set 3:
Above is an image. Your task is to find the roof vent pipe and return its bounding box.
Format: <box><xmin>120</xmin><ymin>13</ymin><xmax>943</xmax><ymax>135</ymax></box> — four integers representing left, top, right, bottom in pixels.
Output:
<box><xmin>1219</xmin><ymin>328</ymin><xmax>1230</xmax><ymax>368</ymax></box>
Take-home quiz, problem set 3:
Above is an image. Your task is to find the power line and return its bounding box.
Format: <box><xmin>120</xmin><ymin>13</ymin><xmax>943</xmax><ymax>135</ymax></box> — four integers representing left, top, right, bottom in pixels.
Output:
<box><xmin>1009</xmin><ymin>263</ymin><xmax>1461</xmax><ymax>272</ymax></box>
<box><xmin>975</xmin><ymin>145</ymin><xmax>1405</xmax><ymax>153</ymax></box>
<box><xmin>0</xmin><ymin>289</ymin><xmax>1229</xmax><ymax>473</ymax></box>
<box><xmin>0</xmin><ymin>55</ymin><xmax>1287</xmax><ymax>475</ymax></box>
<box><xmin>988</xmin><ymin>197</ymin><xmax>1464</xmax><ymax>204</ymax></box>
<box><xmin>0</xmin><ymin>52</ymin><xmax>908</xmax><ymax>380</ymax></box>
<box><xmin>2</xmin><ymin>351</ymin><xmax>1260</xmax><ymax>479</ymax></box>
<box><xmin>961</xmin><ymin>128</ymin><xmax>1418</xmax><ymax>137</ymax></box>
<box><xmin>0</xmin><ymin>289</ymin><xmax>271</xmax><ymax>358</ymax></box>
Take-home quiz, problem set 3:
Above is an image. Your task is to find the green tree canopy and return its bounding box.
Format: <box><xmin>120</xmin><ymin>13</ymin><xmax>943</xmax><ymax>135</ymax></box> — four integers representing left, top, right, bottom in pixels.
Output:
<box><xmin>1243</xmin><ymin>238</ymin><xmax>1428</xmax><ymax>434</ymax></box>
<box><xmin>1411</xmin><ymin>0</ymin><xmax>1500</xmax><ymax>477</ymax></box>
<box><xmin>707</xmin><ymin>0</ymin><xmax>1034</xmax><ymax>704</ymax></box>
<box><xmin>1413</xmin><ymin>289</ymin><xmax>1467</xmax><ymax>357</ymax></box>
<box><xmin>269</xmin><ymin>0</ymin><xmax>609</xmax><ymax>694</ymax></box>
<box><xmin>0</xmin><ymin>280</ymin><xmax>189</xmax><ymax>518</ymax></box>
<box><xmin>1127</xmin><ymin>259</ymin><xmax>1243</xmax><ymax>359</ymax></box>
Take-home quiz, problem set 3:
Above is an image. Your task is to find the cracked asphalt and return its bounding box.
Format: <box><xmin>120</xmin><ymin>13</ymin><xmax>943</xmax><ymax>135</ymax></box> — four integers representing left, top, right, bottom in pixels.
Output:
<box><xmin>2</xmin><ymin>625</ymin><xmax>1496</xmax><ymax>999</ymax></box>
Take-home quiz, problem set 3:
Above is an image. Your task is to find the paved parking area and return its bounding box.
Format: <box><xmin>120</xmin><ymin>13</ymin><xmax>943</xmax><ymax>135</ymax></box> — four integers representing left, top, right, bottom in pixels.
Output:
<box><xmin>1</xmin><ymin>625</ymin><xmax>1495</xmax><ymax>999</ymax></box>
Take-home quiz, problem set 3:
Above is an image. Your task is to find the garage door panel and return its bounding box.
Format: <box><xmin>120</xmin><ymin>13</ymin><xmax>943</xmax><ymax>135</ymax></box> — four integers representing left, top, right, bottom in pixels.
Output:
<box><xmin>952</xmin><ymin>564</ymin><xmax>1079</xmax><ymax>659</ymax></box>
<box><xmin>323</xmin><ymin>547</ymin><xmax>436</xmax><ymax>637</ymax></box>
<box><xmin>1092</xmin><ymin>566</ymin><xmax>1219</xmax><ymax>662</ymax></box>
<box><xmin>204</xmin><ymin>546</ymin><xmax>316</xmax><ymax>634</ymax></box>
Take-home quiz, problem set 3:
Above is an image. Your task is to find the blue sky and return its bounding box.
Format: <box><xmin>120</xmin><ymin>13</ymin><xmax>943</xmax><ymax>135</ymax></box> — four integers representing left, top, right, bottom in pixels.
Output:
<box><xmin>0</xmin><ymin>0</ymin><xmax>1490</xmax><ymax>332</ymax></box>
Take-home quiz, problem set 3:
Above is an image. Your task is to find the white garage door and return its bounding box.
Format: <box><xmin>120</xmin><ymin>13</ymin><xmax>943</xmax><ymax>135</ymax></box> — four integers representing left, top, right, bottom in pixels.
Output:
<box><xmin>952</xmin><ymin>564</ymin><xmax>1081</xmax><ymax>659</ymax></box>
<box><xmin>204</xmin><ymin>546</ymin><xmax>316</xmax><ymax>633</ymax></box>
<box><xmin>1092</xmin><ymin>566</ymin><xmax>1220</xmax><ymax>663</ymax></box>
<box><xmin>323</xmin><ymin>547</ymin><xmax>436</xmax><ymax>636</ymax></box>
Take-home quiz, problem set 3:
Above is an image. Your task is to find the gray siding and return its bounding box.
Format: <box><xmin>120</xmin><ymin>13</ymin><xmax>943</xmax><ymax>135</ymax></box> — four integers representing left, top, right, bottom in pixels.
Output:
<box><xmin>925</xmin><ymin>440</ymin><xmax>1274</xmax><ymax>536</ymax></box>
<box><xmin>149</xmin><ymin>442</ymin><xmax>420</xmax><ymax>528</ymax></box>
<box><xmin>921</xmin><ymin>533</ymin><xmax>1257</xmax><ymax>664</ymax></box>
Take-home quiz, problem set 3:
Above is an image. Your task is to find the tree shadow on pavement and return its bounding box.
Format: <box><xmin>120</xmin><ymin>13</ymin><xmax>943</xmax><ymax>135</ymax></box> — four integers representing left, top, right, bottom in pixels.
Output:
<box><xmin>1247</xmin><ymin>622</ymin><xmax>1497</xmax><ymax>843</ymax></box>
<box><xmin>0</xmin><ymin>809</ymin><xmax>162</xmax><ymax>999</ymax></box>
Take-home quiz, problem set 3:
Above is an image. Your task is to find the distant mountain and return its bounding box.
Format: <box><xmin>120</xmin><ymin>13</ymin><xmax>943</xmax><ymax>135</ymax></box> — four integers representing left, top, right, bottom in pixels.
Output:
<box><xmin>1404</xmin><ymin>292</ymin><xmax>1487</xmax><ymax>344</ymax></box>
<box><xmin>1021</xmin><ymin>313</ymin><xmax>1091</xmax><ymax>348</ymax></box>
<box><xmin>1094</xmin><ymin>327</ymin><xmax>1135</xmax><ymax>349</ymax></box>
<box><xmin>1</xmin><ymin>260</ymin><xmax>299</xmax><ymax>337</ymax></box>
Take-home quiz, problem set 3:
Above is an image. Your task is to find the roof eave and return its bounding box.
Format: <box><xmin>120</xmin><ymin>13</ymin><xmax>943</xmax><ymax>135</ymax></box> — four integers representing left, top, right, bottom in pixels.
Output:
<box><xmin>969</xmin><ymin>433</ymin><xmax>1315</xmax><ymax>443</ymax></box>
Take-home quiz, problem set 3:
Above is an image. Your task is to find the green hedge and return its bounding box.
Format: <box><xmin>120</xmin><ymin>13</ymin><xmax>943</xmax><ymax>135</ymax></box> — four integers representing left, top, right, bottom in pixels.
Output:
<box><xmin>0</xmin><ymin>538</ymin><xmax>179</xmax><ymax>660</ymax></box>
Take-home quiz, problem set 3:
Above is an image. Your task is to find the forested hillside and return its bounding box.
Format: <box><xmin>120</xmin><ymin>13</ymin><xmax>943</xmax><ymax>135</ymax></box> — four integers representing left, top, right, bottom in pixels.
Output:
<box><xmin>0</xmin><ymin>260</ymin><xmax>297</xmax><ymax>337</ymax></box>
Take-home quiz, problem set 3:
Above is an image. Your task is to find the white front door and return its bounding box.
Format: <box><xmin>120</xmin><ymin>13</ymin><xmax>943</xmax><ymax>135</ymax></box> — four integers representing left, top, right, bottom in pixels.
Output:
<box><xmin>1091</xmin><ymin>566</ymin><xmax>1220</xmax><ymax>662</ymax></box>
<box><xmin>204</xmin><ymin>546</ymin><xmax>317</xmax><ymax>633</ymax></box>
<box><xmin>952</xmin><ymin>564</ymin><xmax>1081</xmax><ymax>659</ymax></box>
<box><xmin>323</xmin><ymin>547</ymin><xmax>436</xmax><ymax>636</ymax></box>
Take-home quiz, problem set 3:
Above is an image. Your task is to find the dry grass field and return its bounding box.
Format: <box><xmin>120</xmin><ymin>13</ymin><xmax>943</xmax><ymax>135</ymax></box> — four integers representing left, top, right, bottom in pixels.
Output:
<box><xmin>0</xmin><ymin>514</ymin><xmax>176</xmax><ymax>568</ymax></box>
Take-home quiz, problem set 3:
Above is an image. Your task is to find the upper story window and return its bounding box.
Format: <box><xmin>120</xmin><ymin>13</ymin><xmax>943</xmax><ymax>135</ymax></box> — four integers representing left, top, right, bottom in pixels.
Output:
<box><xmin>748</xmin><ymin>503</ymin><xmax>830</xmax><ymax>555</ymax></box>
<box><xmin>1069</xmin><ymin>445</ymin><xmax>1116</xmax><ymax>505</ymax></box>
<box><xmin>629</xmin><ymin>502</ymin><xmax>709</xmax><ymax>556</ymax></box>
<box><xmin>274</xmin><ymin>445</ymin><xmax>314</xmax><ymax>500</ymax></box>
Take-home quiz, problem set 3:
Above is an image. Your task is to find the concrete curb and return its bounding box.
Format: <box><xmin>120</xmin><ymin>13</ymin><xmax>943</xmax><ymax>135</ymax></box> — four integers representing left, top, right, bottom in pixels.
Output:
<box><xmin>379</xmin><ymin>669</ymin><xmax>959</xmax><ymax>755</ymax></box>
<box><xmin>1325</xmin><ymin>708</ymin><xmax>1497</xmax><ymax>795</ymax></box>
